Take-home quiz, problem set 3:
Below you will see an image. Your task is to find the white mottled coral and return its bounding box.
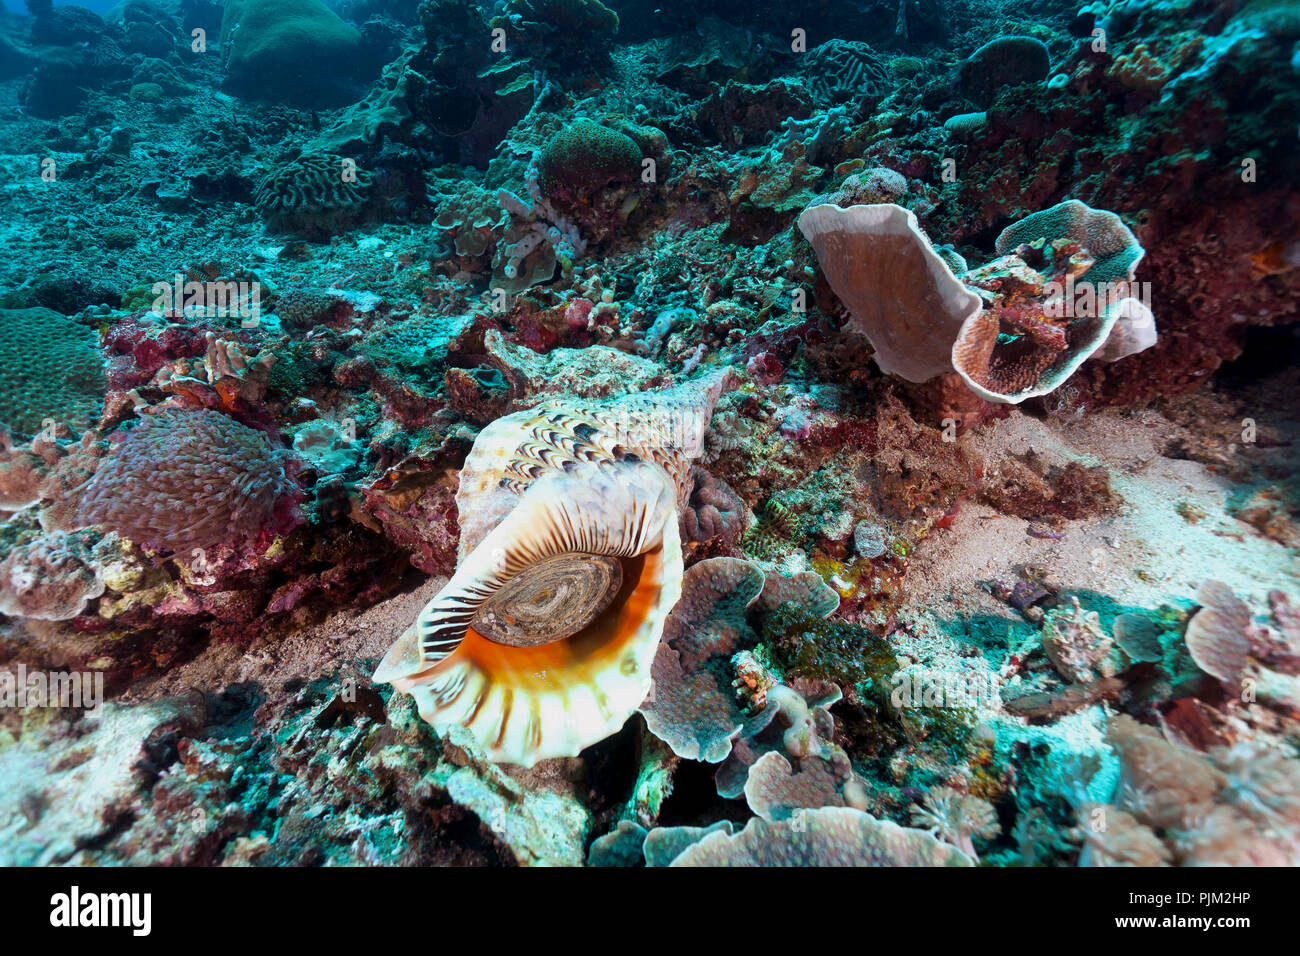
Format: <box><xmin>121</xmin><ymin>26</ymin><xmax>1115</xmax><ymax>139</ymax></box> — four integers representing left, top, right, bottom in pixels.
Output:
<box><xmin>797</xmin><ymin>202</ymin><xmax>983</xmax><ymax>383</ymax></box>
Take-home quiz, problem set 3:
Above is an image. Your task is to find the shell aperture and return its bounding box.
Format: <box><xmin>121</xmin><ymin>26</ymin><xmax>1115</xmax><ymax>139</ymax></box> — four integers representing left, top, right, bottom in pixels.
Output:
<box><xmin>472</xmin><ymin>552</ymin><xmax>624</xmax><ymax>647</ymax></box>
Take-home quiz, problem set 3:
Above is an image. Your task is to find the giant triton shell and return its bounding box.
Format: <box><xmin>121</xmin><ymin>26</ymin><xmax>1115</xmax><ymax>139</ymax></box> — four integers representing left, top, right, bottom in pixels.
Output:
<box><xmin>374</xmin><ymin>371</ymin><xmax>730</xmax><ymax>766</ymax></box>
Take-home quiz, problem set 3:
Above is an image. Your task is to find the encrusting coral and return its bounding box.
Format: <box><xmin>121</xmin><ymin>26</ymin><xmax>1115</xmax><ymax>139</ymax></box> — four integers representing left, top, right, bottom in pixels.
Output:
<box><xmin>0</xmin><ymin>529</ymin><xmax>107</xmax><ymax>620</ymax></box>
<box><xmin>670</xmin><ymin>807</ymin><xmax>974</xmax><ymax>866</ymax></box>
<box><xmin>637</xmin><ymin>555</ymin><xmax>843</xmax><ymax>771</ymax></box>
<box><xmin>0</xmin><ymin>307</ymin><xmax>106</xmax><ymax>438</ymax></box>
<box><xmin>1080</xmin><ymin>715</ymin><xmax>1300</xmax><ymax>866</ymax></box>
<box><xmin>1184</xmin><ymin>580</ymin><xmax>1300</xmax><ymax>707</ymax></box>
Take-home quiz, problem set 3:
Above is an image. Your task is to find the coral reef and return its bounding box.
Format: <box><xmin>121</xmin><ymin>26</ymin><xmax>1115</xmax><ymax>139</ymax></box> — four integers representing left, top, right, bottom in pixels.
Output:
<box><xmin>0</xmin><ymin>0</ymin><xmax>1296</xmax><ymax>874</ymax></box>
<box><xmin>536</xmin><ymin>120</ymin><xmax>642</xmax><ymax>209</ymax></box>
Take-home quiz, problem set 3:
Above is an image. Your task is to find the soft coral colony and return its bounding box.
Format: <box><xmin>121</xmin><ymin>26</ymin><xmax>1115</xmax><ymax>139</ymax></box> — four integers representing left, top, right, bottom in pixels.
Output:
<box><xmin>0</xmin><ymin>0</ymin><xmax>1297</xmax><ymax>868</ymax></box>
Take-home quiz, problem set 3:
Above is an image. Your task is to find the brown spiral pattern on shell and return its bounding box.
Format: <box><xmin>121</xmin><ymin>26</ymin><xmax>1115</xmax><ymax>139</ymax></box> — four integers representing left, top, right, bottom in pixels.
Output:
<box><xmin>471</xmin><ymin>552</ymin><xmax>624</xmax><ymax>647</ymax></box>
<box><xmin>485</xmin><ymin>372</ymin><xmax>733</xmax><ymax>511</ymax></box>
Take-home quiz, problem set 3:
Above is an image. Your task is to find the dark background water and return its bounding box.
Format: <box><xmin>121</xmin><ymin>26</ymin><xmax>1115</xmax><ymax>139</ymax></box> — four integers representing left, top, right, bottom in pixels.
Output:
<box><xmin>3</xmin><ymin>0</ymin><xmax>123</xmax><ymax>13</ymax></box>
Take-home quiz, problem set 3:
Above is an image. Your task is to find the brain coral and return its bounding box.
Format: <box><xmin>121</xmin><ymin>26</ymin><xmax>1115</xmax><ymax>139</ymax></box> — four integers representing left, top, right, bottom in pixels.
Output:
<box><xmin>958</xmin><ymin>35</ymin><xmax>1051</xmax><ymax>108</ymax></box>
<box><xmin>254</xmin><ymin>154</ymin><xmax>373</xmax><ymax>237</ymax></box>
<box><xmin>537</xmin><ymin>119</ymin><xmax>642</xmax><ymax>206</ymax></box>
<box><xmin>0</xmin><ymin>307</ymin><xmax>105</xmax><ymax>438</ymax></box>
<box><xmin>799</xmin><ymin>39</ymin><xmax>889</xmax><ymax>105</ymax></box>
<box><xmin>76</xmin><ymin>409</ymin><xmax>301</xmax><ymax>554</ymax></box>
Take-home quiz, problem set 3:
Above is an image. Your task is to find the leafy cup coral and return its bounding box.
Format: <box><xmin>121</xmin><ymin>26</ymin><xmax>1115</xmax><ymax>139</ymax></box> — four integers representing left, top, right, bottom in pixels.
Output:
<box><xmin>800</xmin><ymin>199</ymin><xmax>1155</xmax><ymax>403</ymax></box>
<box><xmin>0</xmin><ymin>529</ymin><xmax>107</xmax><ymax>620</ymax></box>
<box><xmin>637</xmin><ymin>557</ymin><xmax>765</xmax><ymax>763</ymax></box>
<box><xmin>1184</xmin><ymin>580</ymin><xmax>1300</xmax><ymax>707</ymax></box>
<box><xmin>951</xmin><ymin>200</ymin><xmax>1150</xmax><ymax>402</ymax></box>
<box><xmin>797</xmin><ymin>203</ymin><xmax>983</xmax><ymax>382</ymax></box>
<box><xmin>670</xmin><ymin>807</ymin><xmax>974</xmax><ymax>866</ymax></box>
<box><xmin>719</xmin><ymin>678</ymin><xmax>870</xmax><ymax>816</ymax></box>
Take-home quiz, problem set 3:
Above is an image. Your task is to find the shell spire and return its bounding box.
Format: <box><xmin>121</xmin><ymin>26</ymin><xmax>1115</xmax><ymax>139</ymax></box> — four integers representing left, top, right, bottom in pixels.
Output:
<box><xmin>453</xmin><ymin>367</ymin><xmax>732</xmax><ymax>560</ymax></box>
